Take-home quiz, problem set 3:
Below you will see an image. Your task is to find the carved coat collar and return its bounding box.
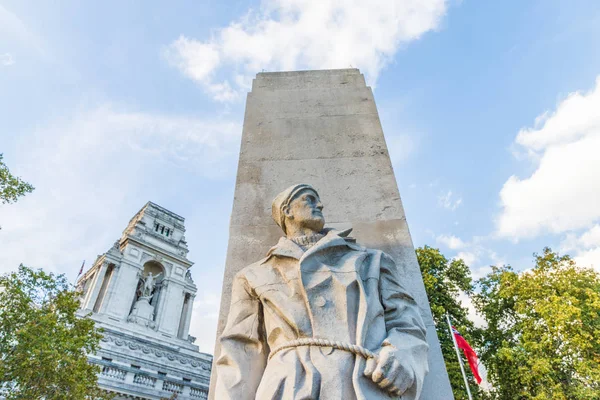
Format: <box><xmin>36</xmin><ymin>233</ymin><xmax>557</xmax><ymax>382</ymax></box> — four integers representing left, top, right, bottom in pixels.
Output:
<box><xmin>264</xmin><ymin>228</ymin><xmax>362</xmax><ymax>263</ymax></box>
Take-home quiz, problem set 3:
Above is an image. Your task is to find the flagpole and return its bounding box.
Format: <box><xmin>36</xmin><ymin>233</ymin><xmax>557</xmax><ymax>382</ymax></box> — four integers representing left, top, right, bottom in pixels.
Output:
<box><xmin>446</xmin><ymin>312</ymin><xmax>473</xmax><ymax>400</ymax></box>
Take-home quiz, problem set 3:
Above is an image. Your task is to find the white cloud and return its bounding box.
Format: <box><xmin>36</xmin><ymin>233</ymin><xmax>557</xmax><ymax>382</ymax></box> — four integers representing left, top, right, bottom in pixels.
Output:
<box><xmin>434</xmin><ymin>234</ymin><xmax>506</xmax><ymax>280</ymax></box>
<box><xmin>559</xmin><ymin>224</ymin><xmax>600</xmax><ymax>272</ymax></box>
<box><xmin>456</xmin><ymin>251</ymin><xmax>477</xmax><ymax>266</ymax></box>
<box><xmin>497</xmin><ymin>76</ymin><xmax>600</xmax><ymax>239</ymax></box>
<box><xmin>457</xmin><ymin>291</ymin><xmax>485</xmax><ymax>328</ymax></box>
<box><xmin>436</xmin><ymin>234</ymin><xmax>466</xmax><ymax>250</ymax></box>
<box><xmin>0</xmin><ymin>105</ymin><xmax>240</xmax><ymax>275</ymax></box>
<box><xmin>577</xmin><ymin>225</ymin><xmax>600</xmax><ymax>248</ymax></box>
<box><xmin>469</xmin><ymin>248</ymin><xmax>505</xmax><ymax>280</ymax></box>
<box><xmin>574</xmin><ymin>247</ymin><xmax>600</xmax><ymax>272</ymax></box>
<box><xmin>0</xmin><ymin>52</ymin><xmax>14</xmax><ymax>66</ymax></box>
<box><xmin>164</xmin><ymin>0</ymin><xmax>448</xmax><ymax>101</ymax></box>
<box><xmin>560</xmin><ymin>224</ymin><xmax>600</xmax><ymax>252</ymax></box>
<box><xmin>438</xmin><ymin>190</ymin><xmax>462</xmax><ymax>211</ymax></box>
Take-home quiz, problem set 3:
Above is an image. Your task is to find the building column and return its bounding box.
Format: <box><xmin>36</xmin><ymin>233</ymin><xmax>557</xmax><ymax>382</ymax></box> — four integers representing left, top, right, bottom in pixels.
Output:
<box><xmin>154</xmin><ymin>280</ymin><xmax>170</xmax><ymax>331</ymax></box>
<box><xmin>180</xmin><ymin>293</ymin><xmax>195</xmax><ymax>340</ymax></box>
<box><xmin>99</xmin><ymin>262</ymin><xmax>121</xmax><ymax>316</ymax></box>
<box><xmin>79</xmin><ymin>274</ymin><xmax>95</xmax><ymax>308</ymax></box>
<box><xmin>84</xmin><ymin>262</ymin><xmax>109</xmax><ymax>312</ymax></box>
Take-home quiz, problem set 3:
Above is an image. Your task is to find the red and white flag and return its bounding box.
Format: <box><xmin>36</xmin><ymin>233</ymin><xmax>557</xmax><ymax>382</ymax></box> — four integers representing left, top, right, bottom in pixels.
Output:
<box><xmin>452</xmin><ymin>326</ymin><xmax>482</xmax><ymax>384</ymax></box>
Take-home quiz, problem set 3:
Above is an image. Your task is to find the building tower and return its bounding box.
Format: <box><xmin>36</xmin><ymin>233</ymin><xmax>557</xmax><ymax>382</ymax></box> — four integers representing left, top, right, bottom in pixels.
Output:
<box><xmin>77</xmin><ymin>202</ymin><xmax>212</xmax><ymax>399</ymax></box>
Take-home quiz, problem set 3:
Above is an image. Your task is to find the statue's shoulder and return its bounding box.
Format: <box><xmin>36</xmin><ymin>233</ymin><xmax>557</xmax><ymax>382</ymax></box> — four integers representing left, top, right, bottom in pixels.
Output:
<box><xmin>361</xmin><ymin>247</ymin><xmax>396</xmax><ymax>265</ymax></box>
<box><xmin>234</xmin><ymin>258</ymin><xmax>270</xmax><ymax>281</ymax></box>
<box><xmin>333</xmin><ymin>228</ymin><xmax>365</xmax><ymax>252</ymax></box>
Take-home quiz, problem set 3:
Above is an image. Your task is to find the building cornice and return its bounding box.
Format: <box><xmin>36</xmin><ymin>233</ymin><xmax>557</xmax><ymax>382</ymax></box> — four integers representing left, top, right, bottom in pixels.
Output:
<box><xmin>100</xmin><ymin>328</ymin><xmax>213</xmax><ymax>370</ymax></box>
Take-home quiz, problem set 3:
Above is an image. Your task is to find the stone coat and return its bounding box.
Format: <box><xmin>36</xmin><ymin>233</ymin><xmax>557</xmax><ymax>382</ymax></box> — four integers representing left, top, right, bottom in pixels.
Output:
<box><xmin>215</xmin><ymin>229</ymin><xmax>428</xmax><ymax>400</ymax></box>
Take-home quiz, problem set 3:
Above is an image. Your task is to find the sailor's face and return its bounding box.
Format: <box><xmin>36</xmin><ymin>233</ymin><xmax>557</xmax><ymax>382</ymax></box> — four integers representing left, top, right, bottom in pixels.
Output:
<box><xmin>286</xmin><ymin>189</ymin><xmax>325</xmax><ymax>232</ymax></box>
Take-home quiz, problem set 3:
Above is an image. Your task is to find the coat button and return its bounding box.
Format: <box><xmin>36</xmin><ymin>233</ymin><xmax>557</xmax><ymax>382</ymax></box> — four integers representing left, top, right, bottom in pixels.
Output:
<box><xmin>314</xmin><ymin>296</ymin><xmax>326</xmax><ymax>307</ymax></box>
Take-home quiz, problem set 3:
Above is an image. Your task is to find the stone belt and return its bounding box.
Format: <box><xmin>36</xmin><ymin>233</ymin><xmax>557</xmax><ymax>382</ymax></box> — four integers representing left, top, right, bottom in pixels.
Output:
<box><xmin>268</xmin><ymin>338</ymin><xmax>378</xmax><ymax>361</ymax></box>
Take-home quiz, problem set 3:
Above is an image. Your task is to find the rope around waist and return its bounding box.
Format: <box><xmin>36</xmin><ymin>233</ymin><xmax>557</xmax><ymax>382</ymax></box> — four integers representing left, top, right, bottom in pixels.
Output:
<box><xmin>268</xmin><ymin>338</ymin><xmax>378</xmax><ymax>361</ymax></box>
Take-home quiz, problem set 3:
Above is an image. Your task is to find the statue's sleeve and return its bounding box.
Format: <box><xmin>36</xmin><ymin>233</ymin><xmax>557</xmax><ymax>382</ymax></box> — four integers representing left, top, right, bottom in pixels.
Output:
<box><xmin>215</xmin><ymin>271</ymin><xmax>267</xmax><ymax>400</ymax></box>
<box><xmin>379</xmin><ymin>253</ymin><xmax>429</xmax><ymax>400</ymax></box>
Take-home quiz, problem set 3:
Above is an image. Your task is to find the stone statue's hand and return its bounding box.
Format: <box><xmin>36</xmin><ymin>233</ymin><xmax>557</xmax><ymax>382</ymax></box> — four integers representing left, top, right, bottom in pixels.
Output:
<box><xmin>364</xmin><ymin>343</ymin><xmax>414</xmax><ymax>397</ymax></box>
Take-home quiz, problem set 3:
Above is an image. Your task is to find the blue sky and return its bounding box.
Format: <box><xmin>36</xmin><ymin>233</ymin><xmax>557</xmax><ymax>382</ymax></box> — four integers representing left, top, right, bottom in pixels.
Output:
<box><xmin>1</xmin><ymin>0</ymin><xmax>600</xmax><ymax>352</ymax></box>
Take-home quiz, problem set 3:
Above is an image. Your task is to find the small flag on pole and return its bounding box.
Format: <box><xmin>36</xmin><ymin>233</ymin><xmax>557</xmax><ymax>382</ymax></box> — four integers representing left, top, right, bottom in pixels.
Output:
<box><xmin>77</xmin><ymin>260</ymin><xmax>85</xmax><ymax>277</ymax></box>
<box><xmin>452</xmin><ymin>326</ymin><xmax>482</xmax><ymax>384</ymax></box>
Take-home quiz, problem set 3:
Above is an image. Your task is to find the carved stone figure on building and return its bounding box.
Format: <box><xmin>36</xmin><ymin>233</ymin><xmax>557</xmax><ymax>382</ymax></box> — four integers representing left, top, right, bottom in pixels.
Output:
<box><xmin>215</xmin><ymin>184</ymin><xmax>429</xmax><ymax>400</ymax></box>
<box><xmin>141</xmin><ymin>272</ymin><xmax>162</xmax><ymax>298</ymax></box>
<box><xmin>128</xmin><ymin>271</ymin><xmax>164</xmax><ymax>329</ymax></box>
<box><xmin>185</xmin><ymin>269</ymin><xmax>193</xmax><ymax>282</ymax></box>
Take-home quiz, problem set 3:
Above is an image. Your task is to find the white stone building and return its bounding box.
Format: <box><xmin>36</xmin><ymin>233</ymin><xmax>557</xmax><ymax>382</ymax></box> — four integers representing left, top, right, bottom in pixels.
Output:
<box><xmin>76</xmin><ymin>202</ymin><xmax>212</xmax><ymax>399</ymax></box>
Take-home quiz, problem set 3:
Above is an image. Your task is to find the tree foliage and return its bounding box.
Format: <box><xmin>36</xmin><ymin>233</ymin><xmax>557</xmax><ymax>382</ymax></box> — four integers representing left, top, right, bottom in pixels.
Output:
<box><xmin>0</xmin><ymin>154</ymin><xmax>34</xmax><ymax>204</ymax></box>
<box><xmin>416</xmin><ymin>246</ymin><xmax>486</xmax><ymax>399</ymax></box>
<box><xmin>0</xmin><ymin>265</ymin><xmax>108</xmax><ymax>399</ymax></box>
<box><xmin>474</xmin><ymin>248</ymin><xmax>600</xmax><ymax>399</ymax></box>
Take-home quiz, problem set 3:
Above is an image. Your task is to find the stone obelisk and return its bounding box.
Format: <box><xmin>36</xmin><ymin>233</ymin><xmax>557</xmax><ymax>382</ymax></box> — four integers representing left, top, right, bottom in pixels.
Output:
<box><xmin>209</xmin><ymin>69</ymin><xmax>453</xmax><ymax>399</ymax></box>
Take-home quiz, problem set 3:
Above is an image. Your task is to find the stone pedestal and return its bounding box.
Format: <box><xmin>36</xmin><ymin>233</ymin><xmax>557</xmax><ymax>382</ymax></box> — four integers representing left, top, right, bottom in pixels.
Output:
<box><xmin>127</xmin><ymin>297</ymin><xmax>156</xmax><ymax>329</ymax></box>
<box><xmin>209</xmin><ymin>69</ymin><xmax>454</xmax><ymax>399</ymax></box>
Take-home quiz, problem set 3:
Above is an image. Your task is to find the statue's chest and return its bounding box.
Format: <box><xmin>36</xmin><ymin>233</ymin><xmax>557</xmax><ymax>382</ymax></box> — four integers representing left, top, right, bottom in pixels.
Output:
<box><xmin>252</xmin><ymin>251</ymin><xmax>373</xmax><ymax>297</ymax></box>
<box><xmin>300</xmin><ymin>250</ymin><xmax>369</xmax><ymax>287</ymax></box>
<box><xmin>298</xmin><ymin>252</ymin><xmax>370</xmax><ymax>341</ymax></box>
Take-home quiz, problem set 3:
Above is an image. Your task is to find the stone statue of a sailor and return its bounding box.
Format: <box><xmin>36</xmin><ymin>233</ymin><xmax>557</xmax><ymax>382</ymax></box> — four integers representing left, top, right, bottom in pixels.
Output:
<box><xmin>215</xmin><ymin>184</ymin><xmax>429</xmax><ymax>399</ymax></box>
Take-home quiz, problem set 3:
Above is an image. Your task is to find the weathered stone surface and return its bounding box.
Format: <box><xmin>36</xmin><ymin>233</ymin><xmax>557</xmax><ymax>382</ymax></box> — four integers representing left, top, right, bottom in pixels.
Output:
<box><xmin>251</xmin><ymin>69</ymin><xmax>367</xmax><ymax>91</ymax></box>
<box><xmin>209</xmin><ymin>69</ymin><xmax>453</xmax><ymax>399</ymax></box>
<box><xmin>232</xmin><ymin>157</ymin><xmax>402</xmax><ymax>226</ymax></box>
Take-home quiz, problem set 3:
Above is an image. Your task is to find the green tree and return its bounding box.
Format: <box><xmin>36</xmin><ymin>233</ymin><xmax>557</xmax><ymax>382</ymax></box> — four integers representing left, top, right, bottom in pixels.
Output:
<box><xmin>417</xmin><ymin>246</ymin><xmax>486</xmax><ymax>399</ymax></box>
<box><xmin>0</xmin><ymin>265</ymin><xmax>109</xmax><ymax>399</ymax></box>
<box><xmin>474</xmin><ymin>248</ymin><xmax>600</xmax><ymax>399</ymax></box>
<box><xmin>0</xmin><ymin>153</ymin><xmax>34</xmax><ymax>204</ymax></box>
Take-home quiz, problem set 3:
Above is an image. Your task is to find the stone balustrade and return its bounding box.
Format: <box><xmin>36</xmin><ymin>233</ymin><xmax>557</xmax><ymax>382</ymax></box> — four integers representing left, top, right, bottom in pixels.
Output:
<box><xmin>96</xmin><ymin>360</ymin><xmax>208</xmax><ymax>399</ymax></box>
<box><xmin>162</xmin><ymin>380</ymin><xmax>184</xmax><ymax>394</ymax></box>
<box><xmin>190</xmin><ymin>387</ymin><xmax>209</xmax><ymax>399</ymax></box>
<box><xmin>133</xmin><ymin>373</ymin><xmax>156</xmax><ymax>388</ymax></box>
<box><xmin>101</xmin><ymin>366</ymin><xmax>126</xmax><ymax>381</ymax></box>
